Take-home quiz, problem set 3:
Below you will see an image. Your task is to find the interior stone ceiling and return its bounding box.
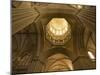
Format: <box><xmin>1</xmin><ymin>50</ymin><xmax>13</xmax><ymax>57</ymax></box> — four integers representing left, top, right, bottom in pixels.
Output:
<box><xmin>12</xmin><ymin>1</ymin><xmax>96</xmax><ymax>74</ymax></box>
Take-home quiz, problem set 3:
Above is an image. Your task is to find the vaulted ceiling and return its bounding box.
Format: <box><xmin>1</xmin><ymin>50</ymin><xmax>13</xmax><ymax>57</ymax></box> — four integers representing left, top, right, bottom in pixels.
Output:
<box><xmin>12</xmin><ymin>1</ymin><xmax>96</xmax><ymax>74</ymax></box>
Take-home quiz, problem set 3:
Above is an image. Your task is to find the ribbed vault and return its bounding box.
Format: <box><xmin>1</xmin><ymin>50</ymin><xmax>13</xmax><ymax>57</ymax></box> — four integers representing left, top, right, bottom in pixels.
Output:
<box><xmin>12</xmin><ymin>1</ymin><xmax>96</xmax><ymax>74</ymax></box>
<box><xmin>45</xmin><ymin>53</ymin><xmax>73</xmax><ymax>72</ymax></box>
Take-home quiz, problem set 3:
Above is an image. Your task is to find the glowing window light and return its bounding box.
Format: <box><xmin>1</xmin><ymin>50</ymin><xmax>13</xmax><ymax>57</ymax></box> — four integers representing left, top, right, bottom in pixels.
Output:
<box><xmin>52</xmin><ymin>28</ymin><xmax>55</xmax><ymax>34</ymax></box>
<box><xmin>46</xmin><ymin>18</ymin><xmax>71</xmax><ymax>45</ymax></box>
<box><xmin>62</xmin><ymin>29</ymin><xmax>66</xmax><ymax>34</ymax></box>
<box><xmin>77</xmin><ymin>5</ymin><xmax>83</xmax><ymax>9</ymax></box>
<box><xmin>50</xmin><ymin>27</ymin><xmax>53</xmax><ymax>31</ymax></box>
<box><xmin>65</xmin><ymin>27</ymin><xmax>68</xmax><ymax>31</ymax></box>
<box><xmin>71</xmin><ymin>5</ymin><xmax>83</xmax><ymax>9</ymax></box>
<box><xmin>49</xmin><ymin>18</ymin><xmax>69</xmax><ymax>36</ymax></box>
<box><xmin>56</xmin><ymin>30</ymin><xmax>59</xmax><ymax>35</ymax></box>
<box><xmin>88</xmin><ymin>51</ymin><xmax>95</xmax><ymax>60</ymax></box>
<box><xmin>59</xmin><ymin>31</ymin><xmax>62</xmax><ymax>35</ymax></box>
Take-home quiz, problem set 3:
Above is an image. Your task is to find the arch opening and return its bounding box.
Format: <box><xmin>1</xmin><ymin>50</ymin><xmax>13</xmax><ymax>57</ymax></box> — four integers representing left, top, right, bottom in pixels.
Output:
<box><xmin>45</xmin><ymin>53</ymin><xmax>74</xmax><ymax>72</ymax></box>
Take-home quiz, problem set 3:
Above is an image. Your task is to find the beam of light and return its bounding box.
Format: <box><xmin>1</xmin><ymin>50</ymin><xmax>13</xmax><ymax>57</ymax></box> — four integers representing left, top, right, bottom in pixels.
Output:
<box><xmin>88</xmin><ymin>51</ymin><xmax>95</xmax><ymax>60</ymax></box>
